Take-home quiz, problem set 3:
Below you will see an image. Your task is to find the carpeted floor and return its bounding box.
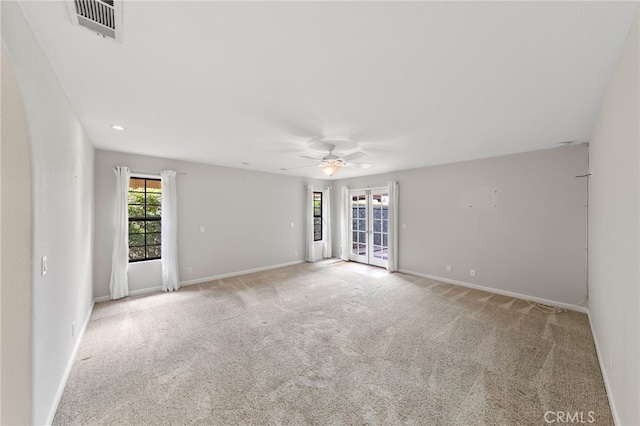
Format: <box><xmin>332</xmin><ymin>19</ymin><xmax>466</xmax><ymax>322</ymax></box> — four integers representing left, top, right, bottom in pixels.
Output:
<box><xmin>53</xmin><ymin>260</ymin><xmax>612</xmax><ymax>425</ymax></box>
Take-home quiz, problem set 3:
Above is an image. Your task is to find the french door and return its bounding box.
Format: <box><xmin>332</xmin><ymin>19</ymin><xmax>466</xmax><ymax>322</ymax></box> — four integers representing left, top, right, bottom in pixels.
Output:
<box><xmin>349</xmin><ymin>187</ymin><xmax>389</xmax><ymax>268</ymax></box>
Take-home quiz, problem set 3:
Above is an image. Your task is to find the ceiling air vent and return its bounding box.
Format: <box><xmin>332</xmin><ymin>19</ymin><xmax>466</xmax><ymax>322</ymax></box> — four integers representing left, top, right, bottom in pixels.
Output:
<box><xmin>67</xmin><ymin>0</ymin><xmax>122</xmax><ymax>42</ymax></box>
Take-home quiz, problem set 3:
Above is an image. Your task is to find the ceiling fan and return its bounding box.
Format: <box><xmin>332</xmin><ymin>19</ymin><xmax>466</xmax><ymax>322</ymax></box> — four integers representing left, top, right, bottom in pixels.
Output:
<box><xmin>298</xmin><ymin>142</ymin><xmax>371</xmax><ymax>176</ymax></box>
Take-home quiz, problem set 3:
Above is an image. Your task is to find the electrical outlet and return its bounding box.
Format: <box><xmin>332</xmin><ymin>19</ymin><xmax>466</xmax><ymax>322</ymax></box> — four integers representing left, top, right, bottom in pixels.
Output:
<box><xmin>294</xmin><ymin>250</ymin><xmax>298</xmax><ymax>256</ymax></box>
<box><xmin>200</xmin><ymin>226</ymin><xmax>205</xmax><ymax>233</ymax></box>
<box><xmin>470</xmin><ymin>269</ymin><xmax>476</xmax><ymax>277</ymax></box>
<box><xmin>188</xmin><ymin>267</ymin><xmax>193</xmax><ymax>273</ymax></box>
<box><xmin>446</xmin><ymin>265</ymin><xmax>452</xmax><ymax>273</ymax></box>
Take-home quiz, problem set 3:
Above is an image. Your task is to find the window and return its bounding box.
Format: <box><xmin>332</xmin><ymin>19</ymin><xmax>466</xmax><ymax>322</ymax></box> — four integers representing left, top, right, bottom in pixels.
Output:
<box><xmin>128</xmin><ymin>177</ymin><xmax>162</xmax><ymax>262</ymax></box>
<box><xmin>313</xmin><ymin>191</ymin><xmax>322</xmax><ymax>241</ymax></box>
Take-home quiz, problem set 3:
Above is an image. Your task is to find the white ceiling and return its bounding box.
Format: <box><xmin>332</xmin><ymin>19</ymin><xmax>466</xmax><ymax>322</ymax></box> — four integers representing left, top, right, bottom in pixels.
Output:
<box><xmin>19</xmin><ymin>1</ymin><xmax>638</xmax><ymax>179</ymax></box>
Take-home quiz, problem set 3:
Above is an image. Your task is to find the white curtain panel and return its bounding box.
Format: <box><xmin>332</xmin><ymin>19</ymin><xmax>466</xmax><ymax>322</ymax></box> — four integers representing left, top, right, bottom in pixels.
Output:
<box><xmin>305</xmin><ymin>185</ymin><xmax>315</xmax><ymax>262</ymax></box>
<box><xmin>340</xmin><ymin>186</ymin><xmax>350</xmax><ymax>261</ymax></box>
<box><xmin>387</xmin><ymin>181</ymin><xmax>399</xmax><ymax>272</ymax></box>
<box><xmin>109</xmin><ymin>166</ymin><xmax>131</xmax><ymax>300</ymax></box>
<box><xmin>161</xmin><ymin>170</ymin><xmax>180</xmax><ymax>292</ymax></box>
<box><xmin>322</xmin><ymin>186</ymin><xmax>332</xmax><ymax>258</ymax></box>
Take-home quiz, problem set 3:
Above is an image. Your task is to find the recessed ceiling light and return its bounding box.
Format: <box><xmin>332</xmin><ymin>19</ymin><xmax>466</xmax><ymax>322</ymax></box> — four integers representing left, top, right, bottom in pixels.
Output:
<box><xmin>111</xmin><ymin>125</ymin><xmax>125</xmax><ymax>130</ymax></box>
<box><xmin>241</xmin><ymin>162</ymin><xmax>250</xmax><ymax>165</ymax></box>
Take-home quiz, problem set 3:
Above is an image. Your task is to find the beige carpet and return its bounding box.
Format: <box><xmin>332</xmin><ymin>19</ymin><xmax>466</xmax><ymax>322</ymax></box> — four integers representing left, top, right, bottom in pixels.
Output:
<box><xmin>54</xmin><ymin>261</ymin><xmax>612</xmax><ymax>425</ymax></box>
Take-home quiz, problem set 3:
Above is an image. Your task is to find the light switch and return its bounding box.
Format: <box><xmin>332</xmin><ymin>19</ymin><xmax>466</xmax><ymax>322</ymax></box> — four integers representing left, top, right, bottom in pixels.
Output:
<box><xmin>41</xmin><ymin>256</ymin><xmax>47</xmax><ymax>276</ymax></box>
<box><xmin>200</xmin><ymin>226</ymin><xmax>205</xmax><ymax>233</ymax></box>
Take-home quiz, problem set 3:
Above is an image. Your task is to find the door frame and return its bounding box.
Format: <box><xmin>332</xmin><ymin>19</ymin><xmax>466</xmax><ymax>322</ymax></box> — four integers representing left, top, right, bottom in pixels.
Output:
<box><xmin>348</xmin><ymin>186</ymin><xmax>389</xmax><ymax>268</ymax></box>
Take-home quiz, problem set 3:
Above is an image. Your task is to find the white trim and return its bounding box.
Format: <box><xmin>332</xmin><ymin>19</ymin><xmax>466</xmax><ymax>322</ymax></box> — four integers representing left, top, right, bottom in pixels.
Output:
<box><xmin>65</xmin><ymin>1</ymin><xmax>79</xmax><ymax>25</ymax></box>
<box><xmin>180</xmin><ymin>260</ymin><xmax>305</xmax><ymax>287</ymax></box>
<box><xmin>94</xmin><ymin>260</ymin><xmax>306</xmax><ymax>302</ymax></box>
<box><xmin>348</xmin><ymin>186</ymin><xmax>390</xmax><ymax>269</ymax></box>
<box><xmin>587</xmin><ymin>312</ymin><xmax>620</xmax><ymax>426</ymax></box>
<box><xmin>398</xmin><ymin>269</ymin><xmax>588</xmax><ymax>313</ymax></box>
<box><xmin>113</xmin><ymin>0</ymin><xmax>124</xmax><ymax>42</ymax></box>
<box><xmin>130</xmin><ymin>172</ymin><xmax>160</xmax><ymax>179</ymax></box>
<box><xmin>94</xmin><ymin>285</ymin><xmax>162</xmax><ymax>302</ymax></box>
<box><xmin>45</xmin><ymin>300</ymin><xmax>95</xmax><ymax>426</ymax></box>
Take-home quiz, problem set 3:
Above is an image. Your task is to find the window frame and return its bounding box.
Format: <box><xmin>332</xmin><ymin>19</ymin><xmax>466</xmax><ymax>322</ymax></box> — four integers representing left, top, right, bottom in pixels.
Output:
<box><xmin>313</xmin><ymin>191</ymin><xmax>322</xmax><ymax>242</ymax></box>
<box><xmin>128</xmin><ymin>177</ymin><xmax>162</xmax><ymax>262</ymax></box>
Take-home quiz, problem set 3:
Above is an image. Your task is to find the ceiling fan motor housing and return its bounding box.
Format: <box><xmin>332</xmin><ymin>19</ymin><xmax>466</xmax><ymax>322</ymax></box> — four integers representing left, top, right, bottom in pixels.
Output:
<box><xmin>320</xmin><ymin>153</ymin><xmax>344</xmax><ymax>166</ymax></box>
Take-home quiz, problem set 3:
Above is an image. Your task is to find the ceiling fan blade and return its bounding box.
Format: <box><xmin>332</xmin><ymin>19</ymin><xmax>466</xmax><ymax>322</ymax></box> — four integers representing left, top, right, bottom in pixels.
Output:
<box><xmin>358</xmin><ymin>142</ymin><xmax>404</xmax><ymax>153</ymax></box>
<box><xmin>342</xmin><ymin>151</ymin><xmax>367</xmax><ymax>162</ymax></box>
<box><xmin>298</xmin><ymin>154</ymin><xmax>324</xmax><ymax>161</ymax></box>
<box><xmin>310</xmin><ymin>139</ymin><xmax>357</xmax><ymax>153</ymax></box>
<box><xmin>281</xmin><ymin>165</ymin><xmax>315</xmax><ymax>171</ymax></box>
<box><xmin>345</xmin><ymin>162</ymin><xmax>372</xmax><ymax>169</ymax></box>
<box><xmin>267</xmin><ymin>148</ymin><xmax>311</xmax><ymax>156</ymax></box>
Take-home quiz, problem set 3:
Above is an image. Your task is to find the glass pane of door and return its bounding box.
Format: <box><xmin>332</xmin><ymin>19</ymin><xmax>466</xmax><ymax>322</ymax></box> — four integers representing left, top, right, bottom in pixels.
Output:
<box><xmin>351</xmin><ymin>194</ymin><xmax>368</xmax><ymax>259</ymax></box>
<box><xmin>371</xmin><ymin>192</ymin><xmax>389</xmax><ymax>261</ymax></box>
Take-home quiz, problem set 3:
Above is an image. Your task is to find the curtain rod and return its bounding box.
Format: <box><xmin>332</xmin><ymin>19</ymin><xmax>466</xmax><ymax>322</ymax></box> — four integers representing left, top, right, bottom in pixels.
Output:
<box><xmin>129</xmin><ymin>170</ymin><xmax>186</xmax><ymax>176</ymax></box>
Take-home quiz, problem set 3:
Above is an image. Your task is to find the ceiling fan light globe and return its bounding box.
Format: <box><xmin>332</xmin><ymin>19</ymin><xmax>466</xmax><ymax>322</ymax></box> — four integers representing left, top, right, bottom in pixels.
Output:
<box><xmin>320</xmin><ymin>164</ymin><xmax>342</xmax><ymax>176</ymax></box>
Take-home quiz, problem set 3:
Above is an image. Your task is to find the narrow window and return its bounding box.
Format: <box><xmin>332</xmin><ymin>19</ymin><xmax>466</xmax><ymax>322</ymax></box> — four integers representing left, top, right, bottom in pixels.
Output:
<box><xmin>313</xmin><ymin>191</ymin><xmax>322</xmax><ymax>241</ymax></box>
<box><xmin>128</xmin><ymin>177</ymin><xmax>162</xmax><ymax>262</ymax></box>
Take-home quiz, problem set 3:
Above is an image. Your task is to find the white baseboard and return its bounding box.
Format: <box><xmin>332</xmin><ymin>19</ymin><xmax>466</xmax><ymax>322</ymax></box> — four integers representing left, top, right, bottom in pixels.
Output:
<box><xmin>93</xmin><ymin>285</ymin><xmax>163</xmax><ymax>303</ymax></box>
<box><xmin>180</xmin><ymin>260</ymin><xmax>306</xmax><ymax>287</ymax></box>
<box><xmin>587</xmin><ymin>312</ymin><xmax>620</xmax><ymax>425</ymax></box>
<box><xmin>96</xmin><ymin>264</ymin><xmax>587</xmax><ymax>311</ymax></box>
<box><xmin>94</xmin><ymin>261</ymin><xmax>307</xmax><ymax>302</ymax></box>
<box><xmin>45</xmin><ymin>299</ymin><xmax>95</xmax><ymax>425</ymax></box>
<box><xmin>398</xmin><ymin>269</ymin><xmax>588</xmax><ymax>313</ymax></box>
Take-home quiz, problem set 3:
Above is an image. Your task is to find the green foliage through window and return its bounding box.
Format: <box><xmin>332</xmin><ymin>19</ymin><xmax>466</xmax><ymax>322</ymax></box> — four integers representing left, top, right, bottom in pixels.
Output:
<box><xmin>128</xmin><ymin>178</ymin><xmax>161</xmax><ymax>262</ymax></box>
<box><xmin>313</xmin><ymin>191</ymin><xmax>322</xmax><ymax>241</ymax></box>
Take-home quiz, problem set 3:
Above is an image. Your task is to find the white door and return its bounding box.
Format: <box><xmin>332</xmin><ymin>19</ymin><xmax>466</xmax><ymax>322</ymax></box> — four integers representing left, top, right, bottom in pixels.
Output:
<box><xmin>349</xmin><ymin>190</ymin><xmax>369</xmax><ymax>264</ymax></box>
<box><xmin>349</xmin><ymin>187</ymin><xmax>389</xmax><ymax>268</ymax></box>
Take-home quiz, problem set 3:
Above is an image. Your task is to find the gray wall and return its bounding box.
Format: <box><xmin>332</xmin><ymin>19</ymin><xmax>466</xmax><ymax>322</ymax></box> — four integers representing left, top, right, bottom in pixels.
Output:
<box><xmin>1</xmin><ymin>41</ymin><xmax>33</xmax><ymax>425</ymax></box>
<box><xmin>588</xmin><ymin>9</ymin><xmax>640</xmax><ymax>426</ymax></box>
<box><xmin>332</xmin><ymin>144</ymin><xmax>588</xmax><ymax>306</ymax></box>
<box><xmin>94</xmin><ymin>150</ymin><xmax>327</xmax><ymax>299</ymax></box>
<box><xmin>2</xmin><ymin>2</ymin><xmax>96</xmax><ymax>424</ymax></box>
